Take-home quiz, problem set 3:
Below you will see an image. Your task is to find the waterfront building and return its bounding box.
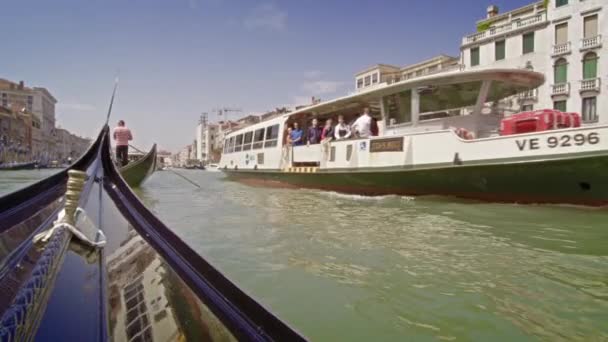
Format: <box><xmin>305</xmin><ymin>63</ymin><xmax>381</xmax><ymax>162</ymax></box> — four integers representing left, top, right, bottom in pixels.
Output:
<box><xmin>174</xmin><ymin>144</ymin><xmax>194</xmax><ymax>167</ymax></box>
<box><xmin>355</xmin><ymin>55</ymin><xmax>461</xmax><ymax>93</ymax></box>
<box><xmin>54</xmin><ymin>127</ymin><xmax>90</xmax><ymax>163</ymax></box>
<box><xmin>460</xmin><ymin>1</ymin><xmax>606</xmax><ymax>123</ymax></box>
<box><xmin>157</xmin><ymin>150</ymin><xmax>172</xmax><ymax>168</ymax></box>
<box><xmin>0</xmin><ymin>106</ymin><xmax>45</xmax><ymax>162</ymax></box>
<box><xmin>0</xmin><ymin>78</ymin><xmax>57</xmax><ymax>160</ymax></box>
<box><xmin>195</xmin><ymin>114</ymin><xmax>220</xmax><ymax>163</ymax></box>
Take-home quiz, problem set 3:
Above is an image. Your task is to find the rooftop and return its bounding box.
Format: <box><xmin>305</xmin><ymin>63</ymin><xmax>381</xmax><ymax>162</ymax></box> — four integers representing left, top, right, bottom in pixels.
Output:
<box><xmin>355</xmin><ymin>63</ymin><xmax>400</xmax><ymax>76</ymax></box>
<box><xmin>475</xmin><ymin>2</ymin><xmax>543</xmax><ymax>25</ymax></box>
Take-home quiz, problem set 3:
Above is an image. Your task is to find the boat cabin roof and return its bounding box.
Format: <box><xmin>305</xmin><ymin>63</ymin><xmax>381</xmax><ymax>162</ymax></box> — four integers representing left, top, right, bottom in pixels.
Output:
<box><xmin>224</xmin><ymin>68</ymin><xmax>544</xmax><ymax>138</ymax></box>
<box><xmin>282</xmin><ymin>68</ymin><xmax>543</xmax><ymax>118</ymax></box>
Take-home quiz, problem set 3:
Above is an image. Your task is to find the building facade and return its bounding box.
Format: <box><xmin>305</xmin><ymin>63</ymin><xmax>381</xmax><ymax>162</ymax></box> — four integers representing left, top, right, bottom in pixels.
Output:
<box><xmin>196</xmin><ymin>122</ymin><xmax>219</xmax><ymax>163</ymax></box>
<box><xmin>460</xmin><ymin>0</ymin><xmax>606</xmax><ymax>123</ymax></box>
<box><xmin>0</xmin><ymin>106</ymin><xmax>44</xmax><ymax>162</ymax></box>
<box><xmin>0</xmin><ymin>79</ymin><xmax>58</xmax><ymax>159</ymax></box>
<box><xmin>355</xmin><ymin>55</ymin><xmax>461</xmax><ymax>93</ymax></box>
<box><xmin>54</xmin><ymin>127</ymin><xmax>91</xmax><ymax>162</ymax></box>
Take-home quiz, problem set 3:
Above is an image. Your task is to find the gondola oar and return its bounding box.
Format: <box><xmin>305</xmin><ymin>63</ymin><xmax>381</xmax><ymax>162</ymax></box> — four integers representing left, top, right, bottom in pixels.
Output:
<box><xmin>129</xmin><ymin>144</ymin><xmax>201</xmax><ymax>188</ymax></box>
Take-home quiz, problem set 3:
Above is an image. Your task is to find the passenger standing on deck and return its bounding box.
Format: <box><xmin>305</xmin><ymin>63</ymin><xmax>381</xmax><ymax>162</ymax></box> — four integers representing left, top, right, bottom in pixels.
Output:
<box><xmin>113</xmin><ymin>120</ymin><xmax>133</xmax><ymax>167</ymax></box>
<box><xmin>334</xmin><ymin>115</ymin><xmax>351</xmax><ymax>140</ymax></box>
<box><xmin>290</xmin><ymin>122</ymin><xmax>303</xmax><ymax>146</ymax></box>
<box><xmin>321</xmin><ymin>119</ymin><xmax>334</xmax><ymax>142</ymax></box>
<box><xmin>352</xmin><ymin>107</ymin><xmax>372</xmax><ymax>138</ymax></box>
<box><xmin>307</xmin><ymin>118</ymin><xmax>323</xmax><ymax>145</ymax></box>
<box><xmin>320</xmin><ymin>119</ymin><xmax>334</xmax><ymax>161</ymax></box>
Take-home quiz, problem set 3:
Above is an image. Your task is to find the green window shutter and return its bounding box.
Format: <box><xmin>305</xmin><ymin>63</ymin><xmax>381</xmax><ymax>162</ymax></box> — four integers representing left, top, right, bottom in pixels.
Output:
<box><xmin>556</xmin><ymin>0</ymin><xmax>568</xmax><ymax>7</ymax></box>
<box><xmin>583</xmin><ymin>57</ymin><xmax>597</xmax><ymax>79</ymax></box>
<box><xmin>553</xmin><ymin>100</ymin><xmax>567</xmax><ymax>112</ymax></box>
<box><xmin>554</xmin><ymin>63</ymin><xmax>567</xmax><ymax>83</ymax></box>
<box><xmin>495</xmin><ymin>40</ymin><xmax>505</xmax><ymax>60</ymax></box>
<box><xmin>471</xmin><ymin>47</ymin><xmax>480</xmax><ymax>66</ymax></box>
<box><xmin>523</xmin><ymin>32</ymin><xmax>534</xmax><ymax>54</ymax></box>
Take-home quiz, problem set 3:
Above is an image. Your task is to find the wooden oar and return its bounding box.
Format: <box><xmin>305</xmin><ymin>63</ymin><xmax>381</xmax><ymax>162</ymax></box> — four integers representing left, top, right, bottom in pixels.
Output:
<box><xmin>128</xmin><ymin>144</ymin><xmax>201</xmax><ymax>188</ymax></box>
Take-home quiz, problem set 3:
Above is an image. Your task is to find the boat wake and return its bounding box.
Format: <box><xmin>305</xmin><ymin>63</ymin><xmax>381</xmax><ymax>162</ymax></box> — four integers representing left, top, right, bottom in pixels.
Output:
<box><xmin>314</xmin><ymin>190</ymin><xmax>415</xmax><ymax>202</ymax></box>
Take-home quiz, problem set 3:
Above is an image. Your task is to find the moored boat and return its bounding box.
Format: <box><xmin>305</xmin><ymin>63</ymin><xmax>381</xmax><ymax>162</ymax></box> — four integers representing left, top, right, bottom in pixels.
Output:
<box><xmin>0</xmin><ymin>125</ymin><xmax>306</xmax><ymax>341</ymax></box>
<box><xmin>219</xmin><ymin>68</ymin><xmax>608</xmax><ymax>206</ymax></box>
<box><xmin>0</xmin><ymin>161</ymin><xmax>37</xmax><ymax>170</ymax></box>
<box><xmin>119</xmin><ymin>144</ymin><xmax>157</xmax><ymax>187</ymax></box>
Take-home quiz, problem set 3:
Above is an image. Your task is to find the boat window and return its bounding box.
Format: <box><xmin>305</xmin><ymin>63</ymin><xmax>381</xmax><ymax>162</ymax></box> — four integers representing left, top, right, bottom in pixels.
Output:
<box><xmin>252</xmin><ymin>128</ymin><xmax>265</xmax><ymax>149</ymax></box>
<box><xmin>330</xmin><ymin>146</ymin><xmax>336</xmax><ymax>162</ymax></box>
<box><xmin>346</xmin><ymin>144</ymin><xmax>353</xmax><ymax>161</ymax></box>
<box><xmin>264</xmin><ymin>124</ymin><xmax>280</xmax><ymax>148</ymax></box>
<box><xmin>257</xmin><ymin>152</ymin><xmax>264</xmax><ymax>165</ymax></box>
<box><xmin>223</xmin><ymin>139</ymin><xmax>229</xmax><ymax>154</ymax></box>
<box><xmin>383</xmin><ymin>90</ymin><xmax>412</xmax><ymax>125</ymax></box>
<box><xmin>419</xmin><ymin>81</ymin><xmax>484</xmax><ymax>118</ymax></box>
<box><xmin>243</xmin><ymin>131</ymin><xmax>253</xmax><ymax>151</ymax></box>
<box><xmin>228</xmin><ymin>136</ymin><xmax>235</xmax><ymax>153</ymax></box>
<box><xmin>234</xmin><ymin>134</ymin><xmax>244</xmax><ymax>152</ymax></box>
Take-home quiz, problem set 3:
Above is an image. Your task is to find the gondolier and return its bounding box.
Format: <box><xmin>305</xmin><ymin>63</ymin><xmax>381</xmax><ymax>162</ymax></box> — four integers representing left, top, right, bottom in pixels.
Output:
<box><xmin>113</xmin><ymin>120</ymin><xmax>133</xmax><ymax>166</ymax></box>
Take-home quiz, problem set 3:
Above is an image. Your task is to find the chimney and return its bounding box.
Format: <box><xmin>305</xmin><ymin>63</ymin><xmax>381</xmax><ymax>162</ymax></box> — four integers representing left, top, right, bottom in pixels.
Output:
<box><xmin>487</xmin><ymin>5</ymin><xmax>499</xmax><ymax>19</ymax></box>
<box><xmin>18</xmin><ymin>81</ymin><xmax>24</xmax><ymax>89</ymax></box>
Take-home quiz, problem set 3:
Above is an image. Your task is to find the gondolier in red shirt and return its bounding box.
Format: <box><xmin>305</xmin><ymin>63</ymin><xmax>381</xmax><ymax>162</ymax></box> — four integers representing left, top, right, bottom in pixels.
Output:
<box><xmin>113</xmin><ymin>120</ymin><xmax>133</xmax><ymax>167</ymax></box>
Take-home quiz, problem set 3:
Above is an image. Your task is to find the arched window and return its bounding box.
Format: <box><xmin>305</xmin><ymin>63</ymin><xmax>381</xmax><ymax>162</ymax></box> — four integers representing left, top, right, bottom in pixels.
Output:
<box><xmin>553</xmin><ymin>58</ymin><xmax>568</xmax><ymax>84</ymax></box>
<box><xmin>583</xmin><ymin>52</ymin><xmax>598</xmax><ymax>80</ymax></box>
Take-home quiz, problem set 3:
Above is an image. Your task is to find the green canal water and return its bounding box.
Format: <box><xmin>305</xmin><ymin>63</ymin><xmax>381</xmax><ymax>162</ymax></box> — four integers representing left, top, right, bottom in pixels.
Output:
<box><xmin>2</xmin><ymin>170</ymin><xmax>607</xmax><ymax>341</ymax></box>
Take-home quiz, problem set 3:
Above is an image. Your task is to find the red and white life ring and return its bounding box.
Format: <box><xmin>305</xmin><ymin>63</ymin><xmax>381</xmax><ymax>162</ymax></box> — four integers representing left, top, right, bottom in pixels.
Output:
<box><xmin>454</xmin><ymin>127</ymin><xmax>474</xmax><ymax>140</ymax></box>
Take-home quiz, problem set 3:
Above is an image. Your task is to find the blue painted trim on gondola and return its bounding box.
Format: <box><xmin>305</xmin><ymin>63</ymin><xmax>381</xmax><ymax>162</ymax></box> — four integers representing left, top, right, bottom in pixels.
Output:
<box><xmin>99</xmin><ymin>127</ymin><xmax>306</xmax><ymax>342</ymax></box>
<box><xmin>0</xmin><ymin>228</ymin><xmax>70</xmax><ymax>341</ymax></box>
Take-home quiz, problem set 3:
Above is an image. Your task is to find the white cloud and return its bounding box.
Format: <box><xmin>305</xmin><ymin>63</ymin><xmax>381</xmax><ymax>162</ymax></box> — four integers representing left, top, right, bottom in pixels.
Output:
<box><xmin>301</xmin><ymin>80</ymin><xmax>343</xmax><ymax>95</ymax></box>
<box><xmin>58</xmin><ymin>103</ymin><xmax>96</xmax><ymax>111</ymax></box>
<box><xmin>243</xmin><ymin>3</ymin><xmax>287</xmax><ymax>31</ymax></box>
<box><xmin>303</xmin><ymin>70</ymin><xmax>322</xmax><ymax>79</ymax></box>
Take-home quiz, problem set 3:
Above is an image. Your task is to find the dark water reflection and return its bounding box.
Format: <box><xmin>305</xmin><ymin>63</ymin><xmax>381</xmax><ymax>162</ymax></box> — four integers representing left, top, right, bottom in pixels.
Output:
<box><xmin>3</xmin><ymin>170</ymin><xmax>608</xmax><ymax>341</ymax></box>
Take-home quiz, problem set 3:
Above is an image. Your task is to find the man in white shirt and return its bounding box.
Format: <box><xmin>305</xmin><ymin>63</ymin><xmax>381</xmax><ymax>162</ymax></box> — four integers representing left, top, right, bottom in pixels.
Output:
<box><xmin>351</xmin><ymin>107</ymin><xmax>372</xmax><ymax>138</ymax></box>
<box><xmin>334</xmin><ymin>115</ymin><xmax>352</xmax><ymax>140</ymax></box>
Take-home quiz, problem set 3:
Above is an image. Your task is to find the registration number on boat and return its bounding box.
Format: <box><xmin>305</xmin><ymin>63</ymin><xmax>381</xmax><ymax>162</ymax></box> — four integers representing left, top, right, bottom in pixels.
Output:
<box><xmin>516</xmin><ymin>132</ymin><xmax>600</xmax><ymax>151</ymax></box>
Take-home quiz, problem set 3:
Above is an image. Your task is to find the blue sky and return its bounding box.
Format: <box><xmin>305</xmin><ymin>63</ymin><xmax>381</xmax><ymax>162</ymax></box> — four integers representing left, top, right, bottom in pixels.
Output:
<box><xmin>4</xmin><ymin>0</ymin><xmax>531</xmax><ymax>151</ymax></box>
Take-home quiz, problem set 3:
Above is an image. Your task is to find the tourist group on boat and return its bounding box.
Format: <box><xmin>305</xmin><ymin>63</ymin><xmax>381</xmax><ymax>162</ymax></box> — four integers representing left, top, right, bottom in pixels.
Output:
<box><xmin>286</xmin><ymin>109</ymin><xmax>379</xmax><ymax>146</ymax></box>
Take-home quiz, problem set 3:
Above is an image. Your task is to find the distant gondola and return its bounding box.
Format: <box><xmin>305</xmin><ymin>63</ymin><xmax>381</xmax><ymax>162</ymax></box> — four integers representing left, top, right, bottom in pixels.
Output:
<box><xmin>119</xmin><ymin>144</ymin><xmax>157</xmax><ymax>187</ymax></box>
<box><xmin>0</xmin><ymin>125</ymin><xmax>306</xmax><ymax>341</ymax></box>
<box><xmin>0</xmin><ymin>161</ymin><xmax>37</xmax><ymax>170</ymax></box>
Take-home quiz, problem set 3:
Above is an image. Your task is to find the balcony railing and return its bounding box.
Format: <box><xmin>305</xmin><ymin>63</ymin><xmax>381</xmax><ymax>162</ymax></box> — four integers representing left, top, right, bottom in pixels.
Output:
<box><xmin>580</xmin><ymin>78</ymin><xmax>601</xmax><ymax>92</ymax></box>
<box><xmin>581</xmin><ymin>35</ymin><xmax>601</xmax><ymax>51</ymax></box>
<box><xmin>551</xmin><ymin>42</ymin><xmax>571</xmax><ymax>56</ymax></box>
<box><xmin>551</xmin><ymin>82</ymin><xmax>570</xmax><ymax>96</ymax></box>
<box><xmin>518</xmin><ymin>88</ymin><xmax>538</xmax><ymax>101</ymax></box>
<box><xmin>463</xmin><ymin>11</ymin><xmax>546</xmax><ymax>45</ymax></box>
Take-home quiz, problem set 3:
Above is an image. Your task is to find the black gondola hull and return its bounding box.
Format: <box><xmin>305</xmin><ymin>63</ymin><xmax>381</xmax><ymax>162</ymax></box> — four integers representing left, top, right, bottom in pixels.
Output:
<box><xmin>0</xmin><ymin>126</ymin><xmax>306</xmax><ymax>341</ymax></box>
